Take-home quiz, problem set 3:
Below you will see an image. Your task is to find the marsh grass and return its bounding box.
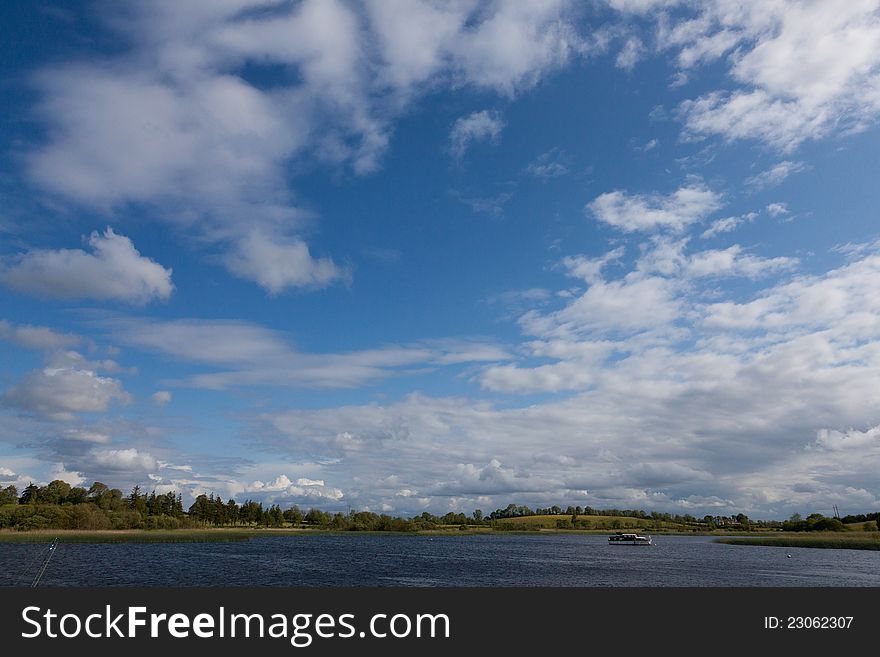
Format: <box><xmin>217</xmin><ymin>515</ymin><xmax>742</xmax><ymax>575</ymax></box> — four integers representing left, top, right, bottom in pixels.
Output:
<box><xmin>0</xmin><ymin>528</ymin><xmax>312</xmax><ymax>544</ymax></box>
<box><xmin>715</xmin><ymin>533</ymin><xmax>880</xmax><ymax>550</ymax></box>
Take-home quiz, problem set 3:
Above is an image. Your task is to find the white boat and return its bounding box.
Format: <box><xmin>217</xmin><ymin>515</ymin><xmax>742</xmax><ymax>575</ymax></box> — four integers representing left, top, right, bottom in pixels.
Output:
<box><xmin>608</xmin><ymin>532</ymin><xmax>652</xmax><ymax>545</ymax></box>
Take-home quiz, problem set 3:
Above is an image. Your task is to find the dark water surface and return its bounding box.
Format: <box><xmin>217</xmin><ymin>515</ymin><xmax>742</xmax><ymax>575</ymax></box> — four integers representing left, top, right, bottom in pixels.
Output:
<box><xmin>2</xmin><ymin>534</ymin><xmax>878</xmax><ymax>587</ymax></box>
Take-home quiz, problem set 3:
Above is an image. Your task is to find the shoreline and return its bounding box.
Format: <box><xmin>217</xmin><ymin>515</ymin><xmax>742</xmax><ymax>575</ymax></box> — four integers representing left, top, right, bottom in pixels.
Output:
<box><xmin>0</xmin><ymin>527</ymin><xmax>852</xmax><ymax>544</ymax></box>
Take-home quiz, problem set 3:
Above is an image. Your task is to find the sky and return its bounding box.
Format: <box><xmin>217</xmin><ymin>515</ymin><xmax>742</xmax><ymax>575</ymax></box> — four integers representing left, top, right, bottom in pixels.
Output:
<box><xmin>2</xmin><ymin>0</ymin><xmax>880</xmax><ymax>519</ymax></box>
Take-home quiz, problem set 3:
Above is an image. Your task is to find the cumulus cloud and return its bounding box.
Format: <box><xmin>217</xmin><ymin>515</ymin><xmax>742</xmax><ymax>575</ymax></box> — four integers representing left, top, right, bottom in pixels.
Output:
<box><xmin>448</xmin><ymin>110</ymin><xmax>505</xmax><ymax>160</ymax></box>
<box><xmin>559</xmin><ymin>247</ymin><xmax>626</xmax><ymax>284</ymax></box>
<box><xmin>151</xmin><ymin>391</ymin><xmax>172</xmax><ymax>406</ymax></box>
<box><xmin>251</xmin><ymin>247</ymin><xmax>880</xmax><ymax>515</ymax></box>
<box><xmin>635</xmin><ymin>237</ymin><xmax>797</xmax><ymax>280</ymax></box>
<box><xmin>0</xmin><ymin>320</ymin><xmax>80</xmax><ymax>350</ymax></box>
<box><xmin>24</xmin><ymin>0</ymin><xmax>587</xmax><ymax>292</ymax></box>
<box><xmin>2</xmin><ymin>367</ymin><xmax>131</xmax><ymax>420</ymax></box>
<box><xmin>587</xmin><ymin>183</ymin><xmax>723</xmax><ymax>232</ymax></box>
<box><xmin>520</xmin><ymin>274</ymin><xmax>681</xmax><ymax>337</ymax></box>
<box><xmin>702</xmin><ymin>251</ymin><xmax>880</xmax><ymax>331</ymax></box>
<box><xmin>646</xmin><ymin>1</ymin><xmax>880</xmax><ymax>150</ymax></box>
<box><xmin>223</xmin><ymin>230</ymin><xmax>349</xmax><ymax>294</ymax></box>
<box><xmin>49</xmin><ymin>463</ymin><xmax>85</xmax><ymax>487</ymax></box>
<box><xmin>766</xmin><ymin>202</ymin><xmax>789</xmax><ymax>217</ymax></box>
<box><xmin>90</xmin><ymin>447</ymin><xmax>157</xmax><ymax>472</ymax></box>
<box><xmin>615</xmin><ymin>36</ymin><xmax>644</xmax><ymax>70</ymax></box>
<box><xmin>248</xmin><ymin>474</ymin><xmax>343</xmax><ymax>502</ymax></box>
<box><xmin>0</xmin><ymin>228</ymin><xmax>173</xmax><ymax>304</ymax></box>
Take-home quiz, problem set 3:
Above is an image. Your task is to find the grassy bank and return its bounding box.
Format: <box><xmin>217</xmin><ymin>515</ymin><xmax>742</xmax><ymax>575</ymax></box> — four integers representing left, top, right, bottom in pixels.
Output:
<box><xmin>0</xmin><ymin>528</ymin><xmax>317</xmax><ymax>544</ymax></box>
<box><xmin>715</xmin><ymin>533</ymin><xmax>880</xmax><ymax>551</ymax></box>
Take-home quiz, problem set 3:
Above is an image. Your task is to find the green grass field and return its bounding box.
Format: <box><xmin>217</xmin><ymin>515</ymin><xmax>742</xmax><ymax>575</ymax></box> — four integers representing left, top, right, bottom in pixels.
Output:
<box><xmin>843</xmin><ymin>520</ymin><xmax>879</xmax><ymax>532</ymax></box>
<box><xmin>715</xmin><ymin>533</ymin><xmax>880</xmax><ymax>550</ymax></box>
<box><xmin>491</xmin><ymin>514</ymin><xmax>683</xmax><ymax>531</ymax></box>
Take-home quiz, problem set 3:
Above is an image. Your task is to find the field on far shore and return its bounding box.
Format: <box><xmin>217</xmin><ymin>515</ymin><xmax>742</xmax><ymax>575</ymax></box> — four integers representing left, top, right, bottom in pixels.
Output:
<box><xmin>493</xmin><ymin>514</ymin><xmax>721</xmax><ymax>532</ymax></box>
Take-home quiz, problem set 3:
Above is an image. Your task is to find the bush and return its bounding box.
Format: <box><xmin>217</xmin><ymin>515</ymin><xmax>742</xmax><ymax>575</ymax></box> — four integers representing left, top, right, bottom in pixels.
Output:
<box><xmin>144</xmin><ymin>515</ymin><xmax>183</xmax><ymax>530</ymax></box>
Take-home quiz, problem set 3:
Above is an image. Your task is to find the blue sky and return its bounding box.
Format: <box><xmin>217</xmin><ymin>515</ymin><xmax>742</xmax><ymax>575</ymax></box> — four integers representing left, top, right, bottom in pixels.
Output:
<box><xmin>3</xmin><ymin>0</ymin><xmax>880</xmax><ymax>518</ymax></box>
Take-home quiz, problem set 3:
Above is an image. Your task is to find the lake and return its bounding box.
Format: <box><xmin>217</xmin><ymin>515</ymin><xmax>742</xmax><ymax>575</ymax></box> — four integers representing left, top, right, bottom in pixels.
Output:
<box><xmin>2</xmin><ymin>534</ymin><xmax>878</xmax><ymax>587</ymax></box>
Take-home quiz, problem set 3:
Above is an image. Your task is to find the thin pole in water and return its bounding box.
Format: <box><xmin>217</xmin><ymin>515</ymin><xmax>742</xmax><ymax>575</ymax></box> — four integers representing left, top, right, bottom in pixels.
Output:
<box><xmin>31</xmin><ymin>538</ymin><xmax>58</xmax><ymax>587</ymax></box>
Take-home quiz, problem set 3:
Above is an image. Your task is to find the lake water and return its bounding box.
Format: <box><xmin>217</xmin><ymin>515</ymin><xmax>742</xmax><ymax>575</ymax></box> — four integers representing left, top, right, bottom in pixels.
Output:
<box><xmin>1</xmin><ymin>534</ymin><xmax>878</xmax><ymax>587</ymax></box>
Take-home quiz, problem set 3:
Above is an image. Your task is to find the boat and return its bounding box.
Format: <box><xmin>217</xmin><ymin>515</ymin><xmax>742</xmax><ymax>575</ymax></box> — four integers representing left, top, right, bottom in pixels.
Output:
<box><xmin>608</xmin><ymin>532</ymin><xmax>652</xmax><ymax>545</ymax></box>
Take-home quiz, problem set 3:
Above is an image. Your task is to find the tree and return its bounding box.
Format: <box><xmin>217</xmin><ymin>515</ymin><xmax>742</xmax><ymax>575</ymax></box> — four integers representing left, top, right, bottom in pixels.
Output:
<box><xmin>0</xmin><ymin>485</ymin><xmax>18</xmax><ymax>505</ymax></box>
<box><xmin>128</xmin><ymin>486</ymin><xmax>148</xmax><ymax>514</ymax></box>
<box><xmin>227</xmin><ymin>499</ymin><xmax>240</xmax><ymax>525</ymax></box>
<box><xmin>37</xmin><ymin>480</ymin><xmax>72</xmax><ymax>505</ymax></box>
<box><xmin>88</xmin><ymin>482</ymin><xmax>114</xmax><ymax>508</ymax></box>
<box><xmin>283</xmin><ymin>505</ymin><xmax>303</xmax><ymax>525</ymax></box>
<box><xmin>67</xmin><ymin>487</ymin><xmax>88</xmax><ymax>504</ymax></box>
<box><xmin>305</xmin><ymin>508</ymin><xmax>330</xmax><ymax>526</ymax></box>
<box><xmin>472</xmin><ymin>509</ymin><xmax>483</xmax><ymax>522</ymax></box>
<box><xmin>19</xmin><ymin>483</ymin><xmax>39</xmax><ymax>505</ymax></box>
<box><xmin>189</xmin><ymin>494</ymin><xmax>210</xmax><ymax>522</ymax></box>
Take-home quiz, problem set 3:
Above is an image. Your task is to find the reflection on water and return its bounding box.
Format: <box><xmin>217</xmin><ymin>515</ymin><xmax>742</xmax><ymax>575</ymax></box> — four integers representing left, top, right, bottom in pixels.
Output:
<box><xmin>1</xmin><ymin>534</ymin><xmax>878</xmax><ymax>587</ymax></box>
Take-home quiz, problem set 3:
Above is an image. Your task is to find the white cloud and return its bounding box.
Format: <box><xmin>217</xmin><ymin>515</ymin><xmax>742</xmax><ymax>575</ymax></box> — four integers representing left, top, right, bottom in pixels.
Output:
<box><xmin>654</xmin><ymin>1</ymin><xmax>880</xmax><ymax>150</ymax></box>
<box><xmin>61</xmin><ymin>429</ymin><xmax>112</xmax><ymax>444</ymax></box>
<box><xmin>249</xmin><ymin>246</ymin><xmax>880</xmax><ymax>515</ymax></box>
<box><xmin>25</xmin><ymin>0</ymin><xmax>589</xmax><ymax>292</ymax></box>
<box><xmin>636</xmin><ymin>238</ymin><xmax>797</xmax><ymax>280</ymax></box>
<box><xmin>615</xmin><ymin>36</ymin><xmax>644</xmax><ymax>70</ymax></box>
<box><xmin>703</xmin><ymin>252</ymin><xmax>880</xmax><ymax>331</ymax></box>
<box><xmin>223</xmin><ymin>230</ymin><xmax>349</xmax><ymax>294</ymax></box>
<box><xmin>766</xmin><ymin>202</ymin><xmax>789</xmax><ymax>217</ymax></box>
<box><xmin>700</xmin><ymin>212</ymin><xmax>757</xmax><ymax>239</ymax></box>
<box><xmin>525</xmin><ymin>240</ymin><xmax>797</xmax><ymax>353</ymax></box>
<box><xmin>0</xmin><ymin>320</ymin><xmax>80</xmax><ymax>350</ymax></box>
<box><xmin>559</xmin><ymin>247</ymin><xmax>626</xmax><ymax>284</ymax></box>
<box><xmin>102</xmin><ymin>317</ymin><xmax>508</xmax><ymax>390</ymax></box>
<box><xmin>480</xmin><ymin>358</ymin><xmax>604</xmax><ymax>394</ymax></box>
<box><xmin>519</xmin><ymin>274</ymin><xmax>681</xmax><ymax>337</ymax></box>
<box><xmin>247</xmin><ymin>473</ymin><xmax>343</xmax><ymax>502</ymax></box>
<box><xmin>2</xmin><ymin>367</ymin><xmax>131</xmax><ymax>420</ymax></box>
<box><xmin>525</xmin><ymin>148</ymin><xmax>569</xmax><ymax>178</ymax></box>
<box><xmin>814</xmin><ymin>425</ymin><xmax>880</xmax><ymax>452</ymax></box>
<box><xmin>90</xmin><ymin>447</ymin><xmax>157</xmax><ymax>472</ymax></box>
<box><xmin>587</xmin><ymin>183</ymin><xmax>723</xmax><ymax>232</ymax></box>
<box><xmin>151</xmin><ymin>391</ymin><xmax>172</xmax><ymax>406</ymax></box>
<box><xmin>448</xmin><ymin>110</ymin><xmax>505</xmax><ymax>160</ymax></box>
<box><xmin>0</xmin><ymin>228</ymin><xmax>173</xmax><ymax>304</ymax></box>
<box><xmin>50</xmin><ymin>463</ymin><xmax>85</xmax><ymax>487</ymax></box>
<box><xmin>745</xmin><ymin>160</ymin><xmax>807</xmax><ymax>189</ymax></box>
<box><xmin>452</xmin><ymin>190</ymin><xmax>513</xmax><ymax>217</ymax></box>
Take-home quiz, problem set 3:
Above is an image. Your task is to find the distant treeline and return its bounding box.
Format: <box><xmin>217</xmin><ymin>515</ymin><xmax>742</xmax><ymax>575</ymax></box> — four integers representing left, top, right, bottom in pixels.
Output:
<box><xmin>840</xmin><ymin>511</ymin><xmax>880</xmax><ymax>525</ymax></box>
<box><xmin>486</xmin><ymin>502</ymin><xmax>776</xmax><ymax>530</ymax></box>
<box><xmin>0</xmin><ymin>480</ymin><xmax>875</xmax><ymax>533</ymax></box>
<box><xmin>780</xmin><ymin>512</ymin><xmax>875</xmax><ymax>532</ymax></box>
